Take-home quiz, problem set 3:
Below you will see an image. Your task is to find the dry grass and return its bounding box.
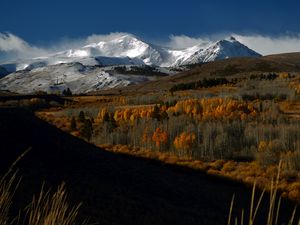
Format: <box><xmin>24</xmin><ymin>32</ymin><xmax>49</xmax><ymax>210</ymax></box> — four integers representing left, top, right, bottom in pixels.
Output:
<box><xmin>25</xmin><ymin>183</ymin><xmax>91</xmax><ymax>225</ymax></box>
<box><xmin>0</xmin><ymin>149</ymin><xmax>29</xmax><ymax>225</ymax></box>
<box><xmin>0</xmin><ymin>152</ymin><xmax>92</xmax><ymax>225</ymax></box>
<box><xmin>0</xmin><ymin>171</ymin><xmax>20</xmax><ymax>225</ymax></box>
<box><xmin>227</xmin><ymin>161</ymin><xmax>299</xmax><ymax>225</ymax></box>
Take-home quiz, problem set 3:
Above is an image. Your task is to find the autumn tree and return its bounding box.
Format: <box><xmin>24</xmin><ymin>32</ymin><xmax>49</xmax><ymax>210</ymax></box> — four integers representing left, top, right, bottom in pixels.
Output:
<box><xmin>152</xmin><ymin>127</ymin><xmax>168</xmax><ymax>150</ymax></box>
<box><xmin>174</xmin><ymin>132</ymin><xmax>196</xmax><ymax>156</ymax></box>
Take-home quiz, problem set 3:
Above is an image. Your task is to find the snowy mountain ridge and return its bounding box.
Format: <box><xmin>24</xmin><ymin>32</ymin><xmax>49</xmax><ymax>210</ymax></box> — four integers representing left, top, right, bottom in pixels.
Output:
<box><xmin>0</xmin><ymin>34</ymin><xmax>262</xmax><ymax>94</ymax></box>
<box><xmin>0</xmin><ymin>34</ymin><xmax>261</xmax><ymax>72</ymax></box>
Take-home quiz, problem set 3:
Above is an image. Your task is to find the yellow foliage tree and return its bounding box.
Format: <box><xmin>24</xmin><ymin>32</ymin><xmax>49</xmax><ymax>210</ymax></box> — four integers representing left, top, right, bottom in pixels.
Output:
<box><xmin>173</xmin><ymin>132</ymin><xmax>196</xmax><ymax>153</ymax></box>
<box><xmin>167</xmin><ymin>97</ymin><xmax>257</xmax><ymax>121</ymax></box>
<box><xmin>152</xmin><ymin>128</ymin><xmax>168</xmax><ymax>150</ymax></box>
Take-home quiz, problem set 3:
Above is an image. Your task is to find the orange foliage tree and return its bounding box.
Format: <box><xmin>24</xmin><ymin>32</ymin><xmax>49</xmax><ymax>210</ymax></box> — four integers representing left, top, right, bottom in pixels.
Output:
<box><xmin>167</xmin><ymin>98</ymin><xmax>257</xmax><ymax>120</ymax></box>
<box><xmin>173</xmin><ymin>132</ymin><xmax>196</xmax><ymax>156</ymax></box>
<box><xmin>152</xmin><ymin>128</ymin><xmax>168</xmax><ymax>150</ymax></box>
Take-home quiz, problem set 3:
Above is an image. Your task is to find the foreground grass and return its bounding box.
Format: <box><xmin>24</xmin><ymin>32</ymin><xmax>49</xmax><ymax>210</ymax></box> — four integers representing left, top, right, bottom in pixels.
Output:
<box><xmin>26</xmin><ymin>183</ymin><xmax>91</xmax><ymax>225</ymax></box>
<box><xmin>0</xmin><ymin>165</ymin><xmax>92</xmax><ymax>225</ymax></box>
<box><xmin>1</xmin><ymin>157</ymin><xmax>298</xmax><ymax>225</ymax></box>
<box><xmin>0</xmin><ymin>171</ymin><xmax>19</xmax><ymax>225</ymax></box>
<box><xmin>227</xmin><ymin>162</ymin><xmax>299</xmax><ymax>225</ymax></box>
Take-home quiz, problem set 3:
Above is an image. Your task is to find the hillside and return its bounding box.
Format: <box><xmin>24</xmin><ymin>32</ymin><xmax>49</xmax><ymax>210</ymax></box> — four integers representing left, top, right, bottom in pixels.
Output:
<box><xmin>264</xmin><ymin>52</ymin><xmax>300</xmax><ymax>67</ymax></box>
<box><xmin>92</xmin><ymin>53</ymin><xmax>300</xmax><ymax>95</ymax></box>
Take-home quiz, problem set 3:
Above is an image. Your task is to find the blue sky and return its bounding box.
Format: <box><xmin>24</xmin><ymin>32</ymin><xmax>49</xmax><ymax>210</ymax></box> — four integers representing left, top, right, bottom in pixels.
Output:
<box><xmin>1</xmin><ymin>0</ymin><xmax>300</xmax><ymax>61</ymax></box>
<box><xmin>1</xmin><ymin>0</ymin><xmax>300</xmax><ymax>45</ymax></box>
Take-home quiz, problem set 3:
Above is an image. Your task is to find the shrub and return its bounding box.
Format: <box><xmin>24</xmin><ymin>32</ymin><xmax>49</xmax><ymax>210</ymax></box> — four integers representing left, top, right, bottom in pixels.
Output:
<box><xmin>281</xmin><ymin>151</ymin><xmax>300</xmax><ymax>171</ymax></box>
<box><xmin>256</xmin><ymin>150</ymin><xmax>279</xmax><ymax>168</ymax></box>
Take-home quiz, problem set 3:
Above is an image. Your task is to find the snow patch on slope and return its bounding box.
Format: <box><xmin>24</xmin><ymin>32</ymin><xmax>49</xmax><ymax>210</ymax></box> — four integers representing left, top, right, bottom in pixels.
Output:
<box><xmin>0</xmin><ymin>63</ymin><xmax>150</xmax><ymax>94</ymax></box>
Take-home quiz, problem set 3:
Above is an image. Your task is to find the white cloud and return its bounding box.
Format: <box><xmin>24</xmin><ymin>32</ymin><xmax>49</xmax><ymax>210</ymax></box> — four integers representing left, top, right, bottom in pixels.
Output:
<box><xmin>0</xmin><ymin>33</ymin><xmax>29</xmax><ymax>52</ymax></box>
<box><xmin>85</xmin><ymin>32</ymin><xmax>129</xmax><ymax>44</ymax></box>
<box><xmin>0</xmin><ymin>32</ymin><xmax>131</xmax><ymax>63</ymax></box>
<box><xmin>0</xmin><ymin>33</ymin><xmax>48</xmax><ymax>62</ymax></box>
<box><xmin>1</xmin><ymin>32</ymin><xmax>300</xmax><ymax>63</ymax></box>
<box><xmin>46</xmin><ymin>32</ymin><xmax>130</xmax><ymax>52</ymax></box>
<box><xmin>165</xmin><ymin>35</ymin><xmax>211</xmax><ymax>49</ymax></box>
<box><xmin>233</xmin><ymin>34</ymin><xmax>300</xmax><ymax>55</ymax></box>
<box><xmin>164</xmin><ymin>33</ymin><xmax>300</xmax><ymax>55</ymax></box>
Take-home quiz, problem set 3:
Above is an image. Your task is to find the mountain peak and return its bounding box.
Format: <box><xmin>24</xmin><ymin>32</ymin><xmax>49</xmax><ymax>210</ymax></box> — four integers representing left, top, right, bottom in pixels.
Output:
<box><xmin>180</xmin><ymin>36</ymin><xmax>261</xmax><ymax>65</ymax></box>
<box><xmin>228</xmin><ymin>36</ymin><xmax>237</xmax><ymax>42</ymax></box>
<box><xmin>217</xmin><ymin>36</ymin><xmax>238</xmax><ymax>45</ymax></box>
<box><xmin>115</xmin><ymin>33</ymin><xmax>138</xmax><ymax>41</ymax></box>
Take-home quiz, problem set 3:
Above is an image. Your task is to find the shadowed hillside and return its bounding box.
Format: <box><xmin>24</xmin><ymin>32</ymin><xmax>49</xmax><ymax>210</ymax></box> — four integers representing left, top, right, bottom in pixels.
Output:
<box><xmin>264</xmin><ymin>52</ymin><xmax>300</xmax><ymax>68</ymax></box>
<box><xmin>0</xmin><ymin>108</ymin><xmax>298</xmax><ymax>225</ymax></box>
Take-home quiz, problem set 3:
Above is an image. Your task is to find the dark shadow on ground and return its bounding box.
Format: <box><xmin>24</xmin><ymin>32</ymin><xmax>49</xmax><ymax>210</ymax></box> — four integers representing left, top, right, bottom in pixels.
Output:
<box><xmin>0</xmin><ymin>108</ymin><xmax>298</xmax><ymax>225</ymax></box>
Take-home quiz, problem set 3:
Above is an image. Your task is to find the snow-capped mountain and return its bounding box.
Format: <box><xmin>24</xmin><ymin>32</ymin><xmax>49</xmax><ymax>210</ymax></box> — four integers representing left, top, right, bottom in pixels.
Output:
<box><xmin>0</xmin><ymin>34</ymin><xmax>261</xmax><ymax>94</ymax></box>
<box><xmin>179</xmin><ymin>36</ymin><xmax>261</xmax><ymax>65</ymax></box>
<box><xmin>0</xmin><ymin>34</ymin><xmax>261</xmax><ymax>72</ymax></box>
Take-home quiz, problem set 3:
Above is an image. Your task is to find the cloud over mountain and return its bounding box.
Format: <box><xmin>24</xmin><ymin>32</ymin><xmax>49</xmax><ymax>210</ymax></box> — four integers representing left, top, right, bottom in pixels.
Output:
<box><xmin>0</xmin><ymin>33</ymin><xmax>48</xmax><ymax>62</ymax></box>
<box><xmin>1</xmin><ymin>32</ymin><xmax>300</xmax><ymax>64</ymax></box>
<box><xmin>165</xmin><ymin>34</ymin><xmax>300</xmax><ymax>55</ymax></box>
<box><xmin>164</xmin><ymin>35</ymin><xmax>211</xmax><ymax>49</ymax></box>
<box><xmin>0</xmin><ymin>32</ymin><xmax>137</xmax><ymax>63</ymax></box>
<box><xmin>233</xmin><ymin>34</ymin><xmax>300</xmax><ymax>55</ymax></box>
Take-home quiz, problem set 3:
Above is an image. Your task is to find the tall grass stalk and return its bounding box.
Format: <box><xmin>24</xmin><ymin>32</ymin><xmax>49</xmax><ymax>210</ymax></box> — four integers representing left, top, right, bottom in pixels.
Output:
<box><xmin>26</xmin><ymin>183</ymin><xmax>91</xmax><ymax>225</ymax></box>
<box><xmin>0</xmin><ymin>149</ymin><xmax>92</xmax><ymax>225</ymax></box>
<box><xmin>0</xmin><ymin>171</ymin><xmax>20</xmax><ymax>225</ymax></box>
<box><xmin>0</xmin><ymin>149</ymin><xmax>29</xmax><ymax>225</ymax></box>
<box><xmin>227</xmin><ymin>161</ymin><xmax>299</xmax><ymax>225</ymax></box>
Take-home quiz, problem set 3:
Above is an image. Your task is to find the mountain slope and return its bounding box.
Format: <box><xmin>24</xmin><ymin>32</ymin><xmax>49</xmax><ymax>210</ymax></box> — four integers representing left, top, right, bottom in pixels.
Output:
<box><xmin>0</xmin><ymin>63</ymin><xmax>153</xmax><ymax>94</ymax></box>
<box><xmin>92</xmin><ymin>54</ymin><xmax>300</xmax><ymax>95</ymax></box>
<box><xmin>0</xmin><ymin>34</ymin><xmax>263</xmax><ymax>94</ymax></box>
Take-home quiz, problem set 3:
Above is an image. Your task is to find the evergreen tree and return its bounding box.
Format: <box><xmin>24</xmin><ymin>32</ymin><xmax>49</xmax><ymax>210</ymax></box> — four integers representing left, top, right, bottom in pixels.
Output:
<box><xmin>70</xmin><ymin>117</ymin><xmax>77</xmax><ymax>131</ymax></box>
<box><xmin>160</xmin><ymin>111</ymin><xmax>169</xmax><ymax>121</ymax></box>
<box><xmin>63</xmin><ymin>88</ymin><xmax>72</xmax><ymax>96</ymax></box>
<box><xmin>78</xmin><ymin>111</ymin><xmax>85</xmax><ymax>122</ymax></box>
<box><xmin>103</xmin><ymin>112</ymin><xmax>110</xmax><ymax>123</ymax></box>
<box><xmin>151</xmin><ymin>105</ymin><xmax>161</xmax><ymax>121</ymax></box>
<box><xmin>80</xmin><ymin>119</ymin><xmax>93</xmax><ymax>141</ymax></box>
